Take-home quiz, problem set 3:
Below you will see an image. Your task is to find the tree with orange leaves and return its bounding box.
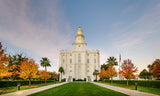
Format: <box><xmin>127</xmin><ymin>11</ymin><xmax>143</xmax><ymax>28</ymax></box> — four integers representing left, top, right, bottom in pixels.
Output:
<box><xmin>40</xmin><ymin>71</ymin><xmax>51</xmax><ymax>80</ymax></box>
<box><xmin>119</xmin><ymin>59</ymin><xmax>138</xmax><ymax>86</ymax></box>
<box><xmin>0</xmin><ymin>42</ymin><xmax>15</xmax><ymax>79</ymax></box>
<box><xmin>99</xmin><ymin>68</ymin><xmax>107</xmax><ymax>81</ymax></box>
<box><xmin>19</xmin><ymin>59</ymin><xmax>39</xmax><ymax>86</ymax></box>
<box><xmin>106</xmin><ymin>65</ymin><xmax>117</xmax><ymax>84</ymax></box>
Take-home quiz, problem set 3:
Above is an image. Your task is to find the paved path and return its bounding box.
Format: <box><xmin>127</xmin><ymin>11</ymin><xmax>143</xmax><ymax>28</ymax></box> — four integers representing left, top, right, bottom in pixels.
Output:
<box><xmin>92</xmin><ymin>82</ymin><xmax>158</xmax><ymax>96</ymax></box>
<box><xmin>1</xmin><ymin>82</ymin><xmax>68</xmax><ymax>96</ymax></box>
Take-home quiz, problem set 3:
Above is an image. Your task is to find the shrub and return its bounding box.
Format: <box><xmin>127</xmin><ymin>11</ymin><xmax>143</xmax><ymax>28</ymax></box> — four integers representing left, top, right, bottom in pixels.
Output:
<box><xmin>76</xmin><ymin>79</ymin><xmax>83</xmax><ymax>81</ymax></box>
<box><xmin>104</xmin><ymin>80</ymin><xmax>160</xmax><ymax>88</ymax></box>
<box><xmin>61</xmin><ymin>78</ymin><xmax>66</xmax><ymax>82</ymax></box>
<box><xmin>99</xmin><ymin>78</ymin><xmax>103</xmax><ymax>81</ymax></box>
<box><xmin>0</xmin><ymin>80</ymin><xmax>55</xmax><ymax>88</ymax></box>
<box><xmin>73</xmin><ymin>78</ymin><xmax>75</xmax><ymax>82</ymax></box>
<box><xmin>94</xmin><ymin>80</ymin><xmax>97</xmax><ymax>82</ymax></box>
<box><xmin>84</xmin><ymin>78</ymin><xmax>86</xmax><ymax>81</ymax></box>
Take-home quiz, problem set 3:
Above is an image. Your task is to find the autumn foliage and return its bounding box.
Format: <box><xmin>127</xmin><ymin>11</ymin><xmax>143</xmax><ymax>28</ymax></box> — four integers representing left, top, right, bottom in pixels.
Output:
<box><xmin>40</xmin><ymin>71</ymin><xmax>51</xmax><ymax>80</ymax></box>
<box><xmin>152</xmin><ymin>59</ymin><xmax>160</xmax><ymax>78</ymax></box>
<box><xmin>18</xmin><ymin>59</ymin><xmax>39</xmax><ymax>80</ymax></box>
<box><xmin>0</xmin><ymin>42</ymin><xmax>14</xmax><ymax>78</ymax></box>
<box><xmin>99</xmin><ymin>68</ymin><xmax>107</xmax><ymax>81</ymax></box>
<box><xmin>106</xmin><ymin>65</ymin><xmax>117</xmax><ymax>83</ymax></box>
<box><xmin>119</xmin><ymin>59</ymin><xmax>137</xmax><ymax>86</ymax></box>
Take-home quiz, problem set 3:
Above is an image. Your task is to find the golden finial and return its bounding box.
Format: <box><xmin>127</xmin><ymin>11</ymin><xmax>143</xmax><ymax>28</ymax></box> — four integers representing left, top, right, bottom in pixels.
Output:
<box><xmin>77</xmin><ymin>26</ymin><xmax>83</xmax><ymax>34</ymax></box>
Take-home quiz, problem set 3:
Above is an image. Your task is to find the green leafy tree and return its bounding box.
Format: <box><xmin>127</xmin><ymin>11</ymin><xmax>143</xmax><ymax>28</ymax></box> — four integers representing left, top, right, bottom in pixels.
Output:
<box><xmin>93</xmin><ymin>70</ymin><xmax>99</xmax><ymax>81</ymax></box>
<box><xmin>40</xmin><ymin>57</ymin><xmax>51</xmax><ymax>83</ymax></box>
<box><xmin>139</xmin><ymin>69</ymin><xmax>152</xmax><ymax>80</ymax></box>
<box><xmin>58</xmin><ymin>67</ymin><xmax>64</xmax><ymax>81</ymax></box>
<box><xmin>101</xmin><ymin>56</ymin><xmax>118</xmax><ymax>71</ymax></box>
<box><xmin>101</xmin><ymin>63</ymin><xmax>110</xmax><ymax>70</ymax></box>
<box><xmin>107</xmin><ymin>56</ymin><xmax>118</xmax><ymax>66</ymax></box>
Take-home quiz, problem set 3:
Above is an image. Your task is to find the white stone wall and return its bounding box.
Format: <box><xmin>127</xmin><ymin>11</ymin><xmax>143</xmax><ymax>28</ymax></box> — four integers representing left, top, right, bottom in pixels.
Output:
<box><xmin>59</xmin><ymin>49</ymin><xmax>100</xmax><ymax>81</ymax></box>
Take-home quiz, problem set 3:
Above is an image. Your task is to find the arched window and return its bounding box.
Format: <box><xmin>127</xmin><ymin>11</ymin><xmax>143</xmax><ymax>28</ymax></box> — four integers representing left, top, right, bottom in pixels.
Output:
<box><xmin>63</xmin><ymin>59</ymin><xmax>65</xmax><ymax>63</ymax></box>
<box><xmin>94</xmin><ymin>59</ymin><xmax>96</xmax><ymax>63</ymax></box>
<box><xmin>87</xmin><ymin>59</ymin><xmax>89</xmax><ymax>63</ymax></box>
<box><xmin>70</xmin><ymin>59</ymin><xmax>72</xmax><ymax>64</ymax></box>
<box><xmin>78</xmin><ymin>54</ymin><xmax>81</xmax><ymax>63</ymax></box>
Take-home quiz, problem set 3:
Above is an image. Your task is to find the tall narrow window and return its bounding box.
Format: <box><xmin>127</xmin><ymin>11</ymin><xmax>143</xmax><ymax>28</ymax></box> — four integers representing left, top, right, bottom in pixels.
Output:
<box><xmin>78</xmin><ymin>54</ymin><xmax>81</xmax><ymax>63</ymax></box>
<box><xmin>94</xmin><ymin>59</ymin><xmax>96</xmax><ymax>63</ymax></box>
<box><xmin>63</xmin><ymin>59</ymin><xmax>65</xmax><ymax>63</ymax></box>
<box><xmin>87</xmin><ymin>59</ymin><xmax>89</xmax><ymax>63</ymax></box>
<box><xmin>70</xmin><ymin>59</ymin><xmax>72</xmax><ymax>64</ymax></box>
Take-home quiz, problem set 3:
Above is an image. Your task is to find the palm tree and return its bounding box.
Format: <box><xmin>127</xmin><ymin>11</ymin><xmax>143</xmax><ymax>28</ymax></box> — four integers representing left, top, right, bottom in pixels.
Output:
<box><xmin>40</xmin><ymin>57</ymin><xmax>51</xmax><ymax>83</ymax></box>
<box><xmin>58</xmin><ymin>67</ymin><xmax>64</xmax><ymax>82</ymax></box>
<box><xmin>93</xmin><ymin>70</ymin><xmax>99</xmax><ymax>81</ymax></box>
<box><xmin>107</xmin><ymin>56</ymin><xmax>118</xmax><ymax>66</ymax></box>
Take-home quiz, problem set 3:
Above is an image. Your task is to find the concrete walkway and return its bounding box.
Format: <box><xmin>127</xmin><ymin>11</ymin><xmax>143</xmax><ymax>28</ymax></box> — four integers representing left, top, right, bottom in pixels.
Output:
<box><xmin>92</xmin><ymin>82</ymin><xmax>158</xmax><ymax>96</ymax></box>
<box><xmin>1</xmin><ymin>82</ymin><xmax>68</xmax><ymax>96</ymax></box>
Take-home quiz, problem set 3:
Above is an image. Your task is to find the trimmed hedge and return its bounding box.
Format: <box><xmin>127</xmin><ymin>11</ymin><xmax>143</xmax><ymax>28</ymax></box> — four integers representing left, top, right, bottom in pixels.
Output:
<box><xmin>0</xmin><ymin>80</ymin><xmax>55</xmax><ymax>88</ymax></box>
<box><xmin>104</xmin><ymin>80</ymin><xmax>160</xmax><ymax>88</ymax></box>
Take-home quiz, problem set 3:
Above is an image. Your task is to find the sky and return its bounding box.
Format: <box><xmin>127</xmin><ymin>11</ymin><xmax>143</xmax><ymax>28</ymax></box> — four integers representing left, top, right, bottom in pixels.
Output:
<box><xmin>0</xmin><ymin>0</ymin><xmax>160</xmax><ymax>73</ymax></box>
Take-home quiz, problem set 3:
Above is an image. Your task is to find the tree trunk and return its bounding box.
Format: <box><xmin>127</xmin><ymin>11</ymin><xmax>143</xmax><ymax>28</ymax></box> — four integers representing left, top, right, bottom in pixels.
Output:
<box><xmin>111</xmin><ymin>77</ymin><xmax>113</xmax><ymax>84</ymax></box>
<box><xmin>127</xmin><ymin>79</ymin><xmax>128</xmax><ymax>86</ymax></box>
<box><xmin>96</xmin><ymin>75</ymin><xmax>97</xmax><ymax>80</ymax></box>
<box><xmin>29</xmin><ymin>78</ymin><xmax>31</xmax><ymax>87</ymax></box>
<box><xmin>61</xmin><ymin>72</ymin><xmax>62</xmax><ymax>82</ymax></box>
<box><xmin>45</xmin><ymin>65</ymin><xmax>47</xmax><ymax>84</ymax></box>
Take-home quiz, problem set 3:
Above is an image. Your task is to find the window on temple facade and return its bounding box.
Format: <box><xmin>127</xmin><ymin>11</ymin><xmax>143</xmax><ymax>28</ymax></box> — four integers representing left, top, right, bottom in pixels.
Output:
<box><xmin>63</xmin><ymin>59</ymin><xmax>65</xmax><ymax>63</ymax></box>
<box><xmin>87</xmin><ymin>59</ymin><xmax>89</xmax><ymax>63</ymax></box>
<box><xmin>70</xmin><ymin>59</ymin><xmax>72</xmax><ymax>63</ymax></box>
<box><xmin>94</xmin><ymin>59</ymin><xmax>96</xmax><ymax>63</ymax></box>
<box><xmin>78</xmin><ymin>54</ymin><xmax>81</xmax><ymax>63</ymax></box>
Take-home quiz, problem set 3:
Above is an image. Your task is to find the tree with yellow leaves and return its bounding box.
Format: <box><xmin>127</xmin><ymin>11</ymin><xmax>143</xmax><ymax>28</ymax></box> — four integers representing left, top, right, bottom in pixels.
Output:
<box><xmin>0</xmin><ymin>42</ymin><xmax>14</xmax><ymax>79</ymax></box>
<box><xmin>19</xmin><ymin>59</ymin><xmax>39</xmax><ymax>86</ymax></box>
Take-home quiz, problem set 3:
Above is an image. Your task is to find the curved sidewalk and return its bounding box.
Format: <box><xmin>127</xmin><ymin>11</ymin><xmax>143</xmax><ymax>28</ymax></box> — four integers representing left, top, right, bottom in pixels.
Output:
<box><xmin>92</xmin><ymin>82</ymin><xmax>158</xmax><ymax>96</ymax></box>
<box><xmin>0</xmin><ymin>82</ymin><xmax>68</xmax><ymax>96</ymax></box>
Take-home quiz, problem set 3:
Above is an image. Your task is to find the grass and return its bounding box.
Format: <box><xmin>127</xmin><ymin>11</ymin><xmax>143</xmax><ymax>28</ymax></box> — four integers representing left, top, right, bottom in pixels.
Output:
<box><xmin>99</xmin><ymin>82</ymin><xmax>160</xmax><ymax>95</ymax></box>
<box><xmin>28</xmin><ymin>82</ymin><xmax>128</xmax><ymax>96</ymax></box>
<box><xmin>0</xmin><ymin>82</ymin><xmax>60</xmax><ymax>95</ymax></box>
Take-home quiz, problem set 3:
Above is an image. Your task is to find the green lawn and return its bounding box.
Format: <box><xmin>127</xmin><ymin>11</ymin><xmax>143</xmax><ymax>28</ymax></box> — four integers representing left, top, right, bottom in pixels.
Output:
<box><xmin>28</xmin><ymin>82</ymin><xmax>128</xmax><ymax>96</ymax></box>
<box><xmin>99</xmin><ymin>82</ymin><xmax>160</xmax><ymax>95</ymax></box>
<box><xmin>0</xmin><ymin>82</ymin><xmax>60</xmax><ymax>95</ymax></box>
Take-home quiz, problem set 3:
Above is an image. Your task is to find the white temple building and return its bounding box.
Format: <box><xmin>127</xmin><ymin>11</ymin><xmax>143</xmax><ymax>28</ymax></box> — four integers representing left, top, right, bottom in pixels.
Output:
<box><xmin>59</xmin><ymin>27</ymin><xmax>100</xmax><ymax>82</ymax></box>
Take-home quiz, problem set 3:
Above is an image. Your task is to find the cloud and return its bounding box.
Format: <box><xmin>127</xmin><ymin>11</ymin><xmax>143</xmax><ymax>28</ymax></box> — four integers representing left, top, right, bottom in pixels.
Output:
<box><xmin>112</xmin><ymin>2</ymin><xmax>160</xmax><ymax>49</ymax></box>
<box><xmin>0</xmin><ymin>0</ymin><xmax>72</xmax><ymax>71</ymax></box>
<box><xmin>122</xmin><ymin>5</ymin><xmax>134</xmax><ymax>14</ymax></box>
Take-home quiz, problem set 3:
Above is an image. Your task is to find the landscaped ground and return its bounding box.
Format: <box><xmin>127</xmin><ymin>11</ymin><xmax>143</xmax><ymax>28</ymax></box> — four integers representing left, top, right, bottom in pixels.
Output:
<box><xmin>28</xmin><ymin>82</ymin><xmax>128</xmax><ymax>96</ymax></box>
<box><xmin>0</xmin><ymin>82</ymin><xmax>60</xmax><ymax>95</ymax></box>
<box><xmin>99</xmin><ymin>82</ymin><xmax>160</xmax><ymax>95</ymax></box>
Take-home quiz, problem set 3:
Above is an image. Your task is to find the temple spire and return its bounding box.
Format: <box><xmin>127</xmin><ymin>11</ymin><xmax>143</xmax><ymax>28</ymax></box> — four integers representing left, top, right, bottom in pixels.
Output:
<box><xmin>75</xmin><ymin>26</ymin><xmax>84</xmax><ymax>43</ymax></box>
<box><xmin>77</xmin><ymin>26</ymin><xmax>83</xmax><ymax>34</ymax></box>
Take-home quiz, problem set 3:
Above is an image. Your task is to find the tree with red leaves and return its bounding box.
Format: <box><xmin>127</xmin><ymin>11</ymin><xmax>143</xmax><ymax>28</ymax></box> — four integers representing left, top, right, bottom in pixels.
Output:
<box><xmin>153</xmin><ymin>59</ymin><xmax>160</xmax><ymax>79</ymax></box>
<box><xmin>119</xmin><ymin>59</ymin><xmax>138</xmax><ymax>86</ymax></box>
